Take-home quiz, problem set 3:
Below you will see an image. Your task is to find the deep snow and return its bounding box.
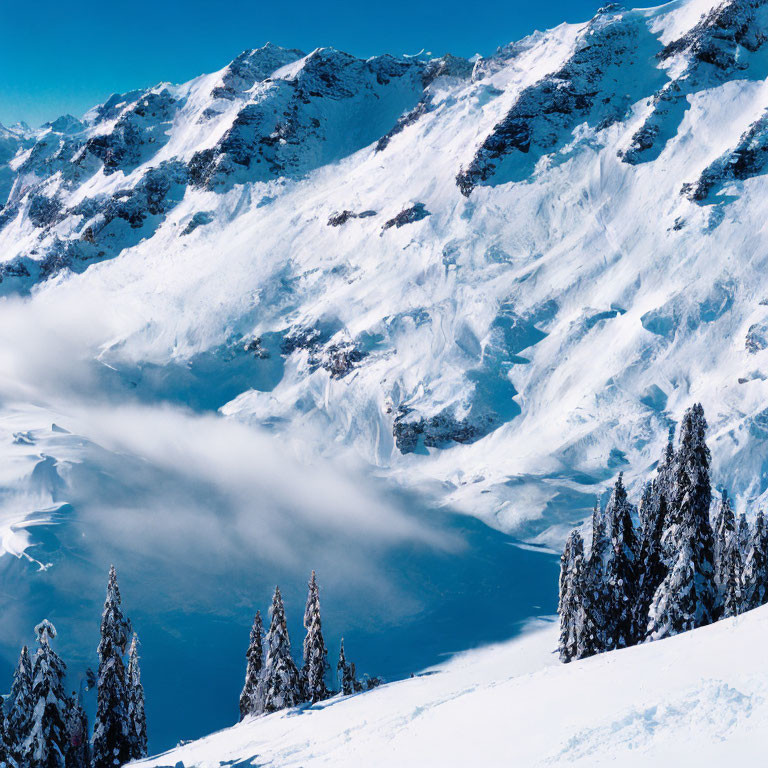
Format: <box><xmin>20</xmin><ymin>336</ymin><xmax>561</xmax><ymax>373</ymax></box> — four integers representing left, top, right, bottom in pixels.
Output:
<box><xmin>138</xmin><ymin>605</ymin><xmax>768</xmax><ymax>767</ymax></box>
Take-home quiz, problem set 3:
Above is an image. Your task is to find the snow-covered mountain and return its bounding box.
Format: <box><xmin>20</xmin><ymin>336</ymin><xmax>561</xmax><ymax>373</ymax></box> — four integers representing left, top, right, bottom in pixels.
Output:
<box><xmin>5</xmin><ymin>0</ymin><xmax>768</xmax><ymax>547</ymax></box>
<box><xmin>4</xmin><ymin>0</ymin><xmax>768</xmax><ymax>755</ymax></box>
<box><xmin>137</xmin><ymin>605</ymin><xmax>768</xmax><ymax>767</ymax></box>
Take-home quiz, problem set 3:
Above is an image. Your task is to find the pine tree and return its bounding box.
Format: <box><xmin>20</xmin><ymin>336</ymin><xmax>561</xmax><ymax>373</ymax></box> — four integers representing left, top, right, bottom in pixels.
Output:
<box><xmin>239</xmin><ymin>611</ymin><xmax>264</xmax><ymax>720</ymax></box>
<box><xmin>720</xmin><ymin>533</ymin><xmax>744</xmax><ymax>619</ymax></box>
<box><xmin>636</xmin><ymin>491</ymin><xmax>669</xmax><ymax>641</ymax></box>
<box><xmin>558</xmin><ymin>530</ymin><xmax>585</xmax><ymax>662</ymax></box>
<box><xmin>0</xmin><ymin>695</ymin><xmax>17</xmax><ymax>768</ymax></box>
<box><xmin>92</xmin><ymin>566</ymin><xmax>132</xmax><ymax>768</ymax></box>
<box><xmin>602</xmin><ymin>473</ymin><xmax>638</xmax><ymax>649</ymax></box>
<box><xmin>64</xmin><ymin>695</ymin><xmax>90</xmax><ymax>768</ymax></box>
<box><xmin>742</xmin><ymin>510</ymin><xmax>768</xmax><ymax>611</ymax></box>
<box><xmin>301</xmin><ymin>571</ymin><xmax>329</xmax><ymax>704</ymax></box>
<box><xmin>28</xmin><ymin>620</ymin><xmax>68</xmax><ymax>768</ymax></box>
<box><xmin>656</xmin><ymin>433</ymin><xmax>676</xmax><ymax>504</ymax></box>
<box><xmin>636</xmin><ymin>435</ymin><xmax>676</xmax><ymax>625</ymax></box>
<box><xmin>336</xmin><ymin>640</ymin><xmax>356</xmax><ymax>696</ymax></box>
<box><xmin>712</xmin><ymin>490</ymin><xmax>739</xmax><ymax>614</ymax></box>
<box><xmin>647</xmin><ymin>404</ymin><xmax>716</xmax><ymax>640</ymax></box>
<box><xmin>126</xmin><ymin>635</ymin><xmax>147</xmax><ymax>761</ymax></box>
<box><xmin>579</xmin><ymin>498</ymin><xmax>609</xmax><ymax>657</ymax></box>
<box><xmin>261</xmin><ymin>587</ymin><xmax>301</xmax><ymax>713</ymax></box>
<box><xmin>737</xmin><ymin>513</ymin><xmax>751</xmax><ymax>556</ymax></box>
<box><xmin>7</xmin><ymin>646</ymin><xmax>33</xmax><ymax>765</ymax></box>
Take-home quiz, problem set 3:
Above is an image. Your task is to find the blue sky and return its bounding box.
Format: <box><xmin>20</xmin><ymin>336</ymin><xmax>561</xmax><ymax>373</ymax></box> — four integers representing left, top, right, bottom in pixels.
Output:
<box><xmin>0</xmin><ymin>0</ymin><xmax>605</xmax><ymax>128</ymax></box>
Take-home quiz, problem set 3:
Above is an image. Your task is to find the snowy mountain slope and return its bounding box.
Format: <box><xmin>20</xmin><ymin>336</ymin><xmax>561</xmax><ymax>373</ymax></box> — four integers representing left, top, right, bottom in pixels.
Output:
<box><xmin>136</xmin><ymin>605</ymin><xmax>768</xmax><ymax>767</ymax></box>
<box><xmin>8</xmin><ymin>0</ymin><xmax>768</xmax><ymax>551</ymax></box>
<box><xmin>3</xmin><ymin>0</ymin><xmax>768</xmax><ymax>756</ymax></box>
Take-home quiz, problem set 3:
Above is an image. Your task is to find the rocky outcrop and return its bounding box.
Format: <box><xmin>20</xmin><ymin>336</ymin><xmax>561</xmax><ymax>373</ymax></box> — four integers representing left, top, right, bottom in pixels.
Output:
<box><xmin>622</xmin><ymin>0</ymin><xmax>767</xmax><ymax>165</ymax></box>
<box><xmin>392</xmin><ymin>406</ymin><xmax>493</xmax><ymax>453</ymax></box>
<box><xmin>682</xmin><ymin>108</ymin><xmax>768</xmax><ymax>201</ymax></box>
<box><xmin>458</xmin><ymin>5</ymin><xmax>655</xmax><ymax>194</ymax></box>
<box><xmin>382</xmin><ymin>203</ymin><xmax>430</xmax><ymax>230</ymax></box>
<box><xmin>188</xmin><ymin>49</ymin><xmax>427</xmax><ymax>189</ymax></box>
<box><xmin>84</xmin><ymin>89</ymin><xmax>179</xmax><ymax>175</ymax></box>
<box><xmin>327</xmin><ymin>209</ymin><xmax>376</xmax><ymax>226</ymax></box>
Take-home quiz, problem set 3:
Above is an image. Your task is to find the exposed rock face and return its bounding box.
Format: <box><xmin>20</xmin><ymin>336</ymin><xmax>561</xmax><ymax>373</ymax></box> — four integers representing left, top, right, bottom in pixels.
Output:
<box><xmin>327</xmin><ymin>210</ymin><xmax>376</xmax><ymax>226</ymax></box>
<box><xmin>382</xmin><ymin>203</ymin><xmax>430</xmax><ymax>230</ymax></box>
<box><xmin>746</xmin><ymin>320</ymin><xmax>768</xmax><ymax>353</ymax></box>
<box><xmin>187</xmin><ymin>49</ymin><xmax>427</xmax><ymax>190</ymax></box>
<box><xmin>683</xmin><ymin>108</ymin><xmax>768</xmax><ymax>201</ymax></box>
<box><xmin>392</xmin><ymin>406</ymin><xmax>493</xmax><ymax>453</ymax></box>
<box><xmin>458</xmin><ymin>4</ymin><xmax>659</xmax><ymax>194</ymax></box>
<box><xmin>622</xmin><ymin>0</ymin><xmax>767</xmax><ymax>165</ymax></box>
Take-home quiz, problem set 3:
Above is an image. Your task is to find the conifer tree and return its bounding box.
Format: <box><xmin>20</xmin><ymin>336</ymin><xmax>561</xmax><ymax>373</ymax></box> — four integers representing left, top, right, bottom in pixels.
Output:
<box><xmin>336</xmin><ymin>640</ymin><xmax>355</xmax><ymax>696</ymax></box>
<box><xmin>261</xmin><ymin>587</ymin><xmax>301</xmax><ymax>713</ymax></box>
<box><xmin>712</xmin><ymin>490</ymin><xmax>739</xmax><ymax>614</ymax></box>
<box><xmin>656</xmin><ymin>433</ymin><xmax>676</xmax><ymax>504</ymax></box>
<box><xmin>579</xmin><ymin>499</ymin><xmax>609</xmax><ymax>656</ymax></box>
<box><xmin>742</xmin><ymin>510</ymin><xmax>768</xmax><ymax>611</ymax></box>
<box><xmin>7</xmin><ymin>645</ymin><xmax>33</xmax><ymax>765</ymax></box>
<box><xmin>64</xmin><ymin>695</ymin><xmax>90</xmax><ymax>768</ymax></box>
<box><xmin>126</xmin><ymin>635</ymin><xmax>147</xmax><ymax>761</ymax></box>
<box><xmin>602</xmin><ymin>473</ymin><xmax>638</xmax><ymax>649</ymax></box>
<box><xmin>301</xmin><ymin>571</ymin><xmax>329</xmax><ymax>704</ymax></box>
<box><xmin>636</xmin><ymin>436</ymin><xmax>676</xmax><ymax>616</ymax></box>
<box><xmin>737</xmin><ymin>513</ymin><xmax>751</xmax><ymax>556</ymax></box>
<box><xmin>720</xmin><ymin>533</ymin><xmax>744</xmax><ymax>619</ymax></box>
<box><xmin>0</xmin><ymin>695</ymin><xmax>16</xmax><ymax>768</ymax></box>
<box><xmin>239</xmin><ymin>611</ymin><xmax>264</xmax><ymax>720</ymax></box>
<box><xmin>647</xmin><ymin>404</ymin><xmax>716</xmax><ymax>640</ymax></box>
<box><xmin>558</xmin><ymin>530</ymin><xmax>585</xmax><ymax>662</ymax></box>
<box><xmin>636</xmin><ymin>491</ymin><xmax>669</xmax><ymax>640</ymax></box>
<box><xmin>28</xmin><ymin>620</ymin><xmax>68</xmax><ymax>768</ymax></box>
<box><xmin>92</xmin><ymin>566</ymin><xmax>132</xmax><ymax>768</ymax></box>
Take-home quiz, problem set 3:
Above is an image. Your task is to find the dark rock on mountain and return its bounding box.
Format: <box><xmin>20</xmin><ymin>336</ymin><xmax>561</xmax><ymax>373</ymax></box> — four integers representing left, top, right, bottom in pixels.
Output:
<box><xmin>458</xmin><ymin>5</ymin><xmax>661</xmax><ymax>194</ymax></box>
<box><xmin>383</xmin><ymin>202</ymin><xmax>430</xmax><ymax>229</ymax></box>
<box><xmin>622</xmin><ymin>0</ymin><xmax>767</xmax><ymax>165</ymax></box>
<box><xmin>327</xmin><ymin>210</ymin><xmax>376</xmax><ymax>226</ymax></box>
<box><xmin>683</xmin><ymin>108</ymin><xmax>768</xmax><ymax>201</ymax></box>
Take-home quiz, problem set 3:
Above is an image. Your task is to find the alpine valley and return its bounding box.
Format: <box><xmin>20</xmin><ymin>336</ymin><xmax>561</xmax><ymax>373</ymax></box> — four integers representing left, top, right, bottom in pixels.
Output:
<box><xmin>3</xmin><ymin>0</ymin><xmax>768</xmax><ymax>762</ymax></box>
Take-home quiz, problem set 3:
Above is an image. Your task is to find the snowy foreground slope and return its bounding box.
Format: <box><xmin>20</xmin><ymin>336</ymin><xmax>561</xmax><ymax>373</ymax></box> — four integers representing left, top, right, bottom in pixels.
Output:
<box><xmin>138</xmin><ymin>608</ymin><xmax>768</xmax><ymax>767</ymax></box>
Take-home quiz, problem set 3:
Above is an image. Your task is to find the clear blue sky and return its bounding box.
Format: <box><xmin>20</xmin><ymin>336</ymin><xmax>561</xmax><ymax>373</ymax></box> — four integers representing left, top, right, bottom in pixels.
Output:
<box><xmin>0</xmin><ymin>0</ymin><xmax>605</xmax><ymax>128</ymax></box>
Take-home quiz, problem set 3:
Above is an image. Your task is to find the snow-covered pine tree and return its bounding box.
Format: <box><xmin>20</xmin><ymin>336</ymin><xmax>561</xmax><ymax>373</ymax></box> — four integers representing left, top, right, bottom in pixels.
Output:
<box><xmin>742</xmin><ymin>510</ymin><xmax>768</xmax><ymax>611</ymax></box>
<box><xmin>64</xmin><ymin>694</ymin><xmax>90</xmax><ymax>768</ymax></box>
<box><xmin>558</xmin><ymin>530</ymin><xmax>585</xmax><ymax>662</ymax></box>
<box><xmin>720</xmin><ymin>532</ymin><xmax>744</xmax><ymax>619</ymax></box>
<box><xmin>647</xmin><ymin>403</ymin><xmax>716</xmax><ymax>640</ymax></box>
<box><xmin>602</xmin><ymin>473</ymin><xmax>638</xmax><ymax>649</ymax></box>
<box><xmin>737</xmin><ymin>513</ymin><xmax>751</xmax><ymax>557</ymax></box>
<box><xmin>261</xmin><ymin>587</ymin><xmax>301</xmax><ymax>713</ymax></box>
<box><xmin>579</xmin><ymin>498</ymin><xmax>609</xmax><ymax>657</ymax></box>
<box><xmin>351</xmin><ymin>663</ymin><xmax>364</xmax><ymax>694</ymax></box>
<box><xmin>126</xmin><ymin>635</ymin><xmax>147</xmax><ymax>761</ymax></box>
<box><xmin>656</xmin><ymin>432</ymin><xmax>676</xmax><ymax>504</ymax></box>
<box><xmin>636</xmin><ymin>489</ymin><xmax>669</xmax><ymax>641</ymax></box>
<box><xmin>239</xmin><ymin>611</ymin><xmax>264</xmax><ymax>720</ymax></box>
<box><xmin>92</xmin><ymin>566</ymin><xmax>132</xmax><ymax>768</ymax></box>
<box><xmin>7</xmin><ymin>645</ymin><xmax>33</xmax><ymax>765</ymax></box>
<box><xmin>301</xmin><ymin>571</ymin><xmax>329</xmax><ymax>704</ymax></box>
<box><xmin>0</xmin><ymin>695</ymin><xmax>16</xmax><ymax>768</ymax></box>
<box><xmin>337</xmin><ymin>640</ymin><xmax>355</xmax><ymax>696</ymax></box>
<box><xmin>712</xmin><ymin>490</ymin><xmax>739</xmax><ymax>613</ymax></box>
<box><xmin>28</xmin><ymin>620</ymin><xmax>68</xmax><ymax>768</ymax></box>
